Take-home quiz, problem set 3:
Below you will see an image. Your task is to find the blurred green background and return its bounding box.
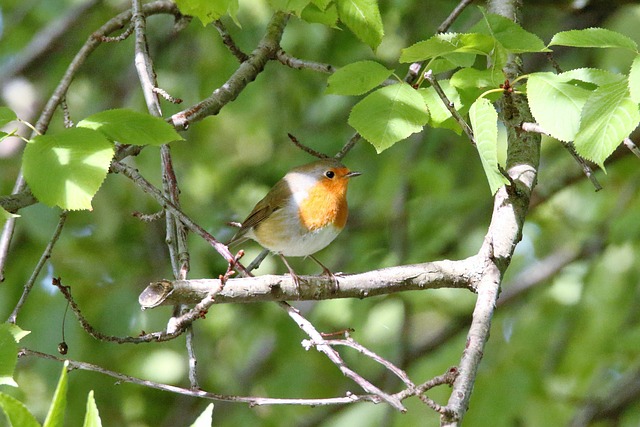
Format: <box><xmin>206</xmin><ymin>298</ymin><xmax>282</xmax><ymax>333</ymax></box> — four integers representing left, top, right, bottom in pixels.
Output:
<box><xmin>1</xmin><ymin>0</ymin><xmax>640</xmax><ymax>425</ymax></box>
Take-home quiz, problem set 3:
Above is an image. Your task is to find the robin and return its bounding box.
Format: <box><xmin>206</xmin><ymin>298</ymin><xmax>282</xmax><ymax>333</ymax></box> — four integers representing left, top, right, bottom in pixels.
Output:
<box><xmin>228</xmin><ymin>158</ymin><xmax>361</xmax><ymax>290</ymax></box>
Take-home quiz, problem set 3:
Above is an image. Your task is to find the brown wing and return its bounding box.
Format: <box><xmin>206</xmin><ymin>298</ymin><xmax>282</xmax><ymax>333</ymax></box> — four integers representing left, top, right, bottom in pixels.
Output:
<box><xmin>227</xmin><ymin>179</ymin><xmax>289</xmax><ymax>246</ymax></box>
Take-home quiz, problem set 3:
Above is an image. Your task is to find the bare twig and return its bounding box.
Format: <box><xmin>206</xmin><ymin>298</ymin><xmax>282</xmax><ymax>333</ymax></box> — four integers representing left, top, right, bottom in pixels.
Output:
<box><xmin>278</xmin><ymin>301</ymin><xmax>406</xmax><ymax>412</ymax></box>
<box><xmin>520</xmin><ymin>122</ymin><xmax>602</xmax><ymax>191</ymax></box>
<box><xmin>100</xmin><ymin>24</ymin><xmax>135</xmax><ymax>42</ymax></box>
<box><xmin>423</xmin><ymin>70</ymin><xmax>475</xmax><ymax>145</ymax></box>
<box><xmin>276</xmin><ymin>49</ymin><xmax>335</xmax><ymax>73</ymax></box>
<box><xmin>335</xmin><ymin>133</ymin><xmax>362</xmax><ymax>161</ymax></box>
<box><xmin>6</xmin><ymin>211</ymin><xmax>68</xmax><ymax>323</ymax></box>
<box><xmin>287</xmin><ymin>133</ymin><xmax>330</xmax><ymax>159</ymax></box>
<box><xmin>213</xmin><ymin>20</ymin><xmax>249</xmax><ymax>62</ymax></box>
<box><xmin>437</xmin><ymin>0</ymin><xmax>475</xmax><ymax>33</ymax></box>
<box><xmin>623</xmin><ymin>137</ymin><xmax>640</xmax><ymax>159</ymax></box>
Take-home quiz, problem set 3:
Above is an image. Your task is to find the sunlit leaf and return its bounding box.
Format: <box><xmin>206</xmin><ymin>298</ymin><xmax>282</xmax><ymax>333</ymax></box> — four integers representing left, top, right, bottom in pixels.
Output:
<box><xmin>418</xmin><ymin>81</ymin><xmax>463</xmax><ymax>132</ymax></box>
<box><xmin>560</xmin><ymin>67</ymin><xmax>624</xmax><ymax>87</ymax></box>
<box><xmin>23</xmin><ymin>127</ymin><xmax>115</xmax><ymax>210</ymax></box>
<box><xmin>189</xmin><ymin>403</ymin><xmax>214</xmax><ymax>427</ymax></box>
<box><xmin>326</xmin><ymin>61</ymin><xmax>394</xmax><ymax>95</ymax></box>
<box><xmin>43</xmin><ymin>360</ymin><xmax>69</xmax><ymax>427</ymax></box>
<box><xmin>77</xmin><ymin>109</ymin><xmax>183</xmax><ymax>147</ymax></box>
<box><xmin>336</xmin><ymin>0</ymin><xmax>384</xmax><ymax>50</ymax></box>
<box><xmin>472</xmin><ymin>9</ymin><xmax>550</xmax><ymax>53</ymax></box>
<box><xmin>629</xmin><ymin>55</ymin><xmax>640</xmax><ymax>103</ymax></box>
<box><xmin>82</xmin><ymin>390</ymin><xmax>102</xmax><ymax>427</ymax></box>
<box><xmin>0</xmin><ymin>324</ymin><xmax>18</xmax><ymax>388</ymax></box>
<box><xmin>549</xmin><ymin>28</ymin><xmax>638</xmax><ymax>51</ymax></box>
<box><xmin>526</xmin><ymin>72</ymin><xmax>592</xmax><ymax>142</ymax></box>
<box><xmin>349</xmin><ymin>84</ymin><xmax>429</xmax><ymax>153</ymax></box>
<box><xmin>173</xmin><ymin>0</ymin><xmax>239</xmax><ymax>26</ymax></box>
<box><xmin>469</xmin><ymin>97</ymin><xmax>509</xmax><ymax>194</ymax></box>
<box><xmin>574</xmin><ymin>79</ymin><xmax>640</xmax><ymax>169</ymax></box>
<box><xmin>0</xmin><ymin>207</ymin><xmax>19</xmax><ymax>228</ymax></box>
<box><xmin>400</xmin><ymin>33</ymin><xmax>496</xmax><ymax>63</ymax></box>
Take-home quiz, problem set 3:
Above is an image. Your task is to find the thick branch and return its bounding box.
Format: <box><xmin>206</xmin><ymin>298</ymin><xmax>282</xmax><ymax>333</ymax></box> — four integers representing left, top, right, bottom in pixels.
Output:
<box><xmin>138</xmin><ymin>258</ymin><xmax>480</xmax><ymax>308</ymax></box>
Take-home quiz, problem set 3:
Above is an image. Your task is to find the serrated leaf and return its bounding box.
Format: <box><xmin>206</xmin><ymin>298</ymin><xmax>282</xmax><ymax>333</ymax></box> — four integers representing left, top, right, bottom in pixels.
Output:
<box><xmin>43</xmin><ymin>361</ymin><xmax>69</xmax><ymax>427</ymax></box>
<box><xmin>629</xmin><ymin>55</ymin><xmax>640</xmax><ymax>103</ymax></box>
<box><xmin>301</xmin><ymin>2</ymin><xmax>338</xmax><ymax>27</ymax></box>
<box><xmin>526</xmin><ymin>72</ymin><xmax>592</xmax><ymax>142</ymax></box>
<box><xmin>469</xmin><ymin>98</ymin><xmax>510</xmax><ymax>194</ymax></box>
<box><xmin>336</xmin><ymin>0</ymin><xmax>384</xmax><ymax>50</ymax></box>
<box><xmin>326</xmin><ymin>61</ymin><xmax>394</xmax><ymax>95</ymax></box>
<box><xmin>418</xmin><ymin>81</ymin><xmax>463</xmax><ymax>132</ymax></box>
<box><xmin>0</xmin><ymin>107</ymin><xmax>18</xmax><ymax>127</ymax></box>
<box><xmin>173</xmin><ymin>0</ymin><xmax>239</xmax><ymax>26</ymax></box>
<box><xmin>348</xmin><ymin>84</ymin><xmax>429</xmax><ymax>153</ymax></box>
<box><xmin>472</xmin><ymin>9</ymin><xmax>550</xmax><ymax>53</ymax></box>
<box><xmin>82</xmin><ymin>391</ymin><xmax>102</xmax><ymax>427</ymax></box>
<box><xmin>189</xmin><ymin>403</ymin><xmax>214</xmax><ymax>427</ymax></box>
<box><xmin>561</xmin><ymin>67</ymin><xmax>625</xmax><ymax>87</ymax></box>
<box><xmin>0</xmin><ymin>393</ymin><xmax>40</xmax><ymax>427</ymax></box>
<box><xmin>450</xmin><ymin>67</ymin><xmax>503</xmax><ymax>90</ymax></box>
<box><xmin>0</xmin><ymin>324</ymin><xmax>18</xmax><ymax>388</ymax></box>
<box><xmin>549</xmin><ymin>28</ymin><xmax>638</xmax><ymax>51</ymax></box>
<box><xmin>574</xmin><ymin>79</ymin><xmax>640</xmax><ymax>169</ymax></box>
<box><xmin>23</xmin><ymin>127</ymin><xmax>114</xmax><ymax>210</ymax></box>
<box><xmin>400</xmin><ymin>33</ymin><xmax>496</xmax><ymax>63</ymax></box>
<box><xmin>77</xmin><ymin>109</ymin><xmax>183</xmax><ymax>147</ymax></box>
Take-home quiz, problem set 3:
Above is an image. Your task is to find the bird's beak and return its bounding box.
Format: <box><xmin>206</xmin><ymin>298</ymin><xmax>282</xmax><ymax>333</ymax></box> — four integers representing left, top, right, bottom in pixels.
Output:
<box><xmin>345</xmin><ymin>171</ymin><xmax>362</xmax><ymax>178</ymax></box>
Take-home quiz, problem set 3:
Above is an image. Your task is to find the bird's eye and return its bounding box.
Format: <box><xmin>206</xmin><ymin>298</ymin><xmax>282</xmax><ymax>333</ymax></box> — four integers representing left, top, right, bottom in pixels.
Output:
<box><xmin>325</xmin><ymin>170</ymin><xmax>335</xmax><ymax>179</ymax></box>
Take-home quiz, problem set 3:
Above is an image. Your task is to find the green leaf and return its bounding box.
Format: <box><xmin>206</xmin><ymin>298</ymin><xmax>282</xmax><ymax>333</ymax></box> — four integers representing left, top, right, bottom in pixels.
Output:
<box><xmin>336</xmin><ymin>0</ymin><xmax>384</xmax><ymax>50</ymax></box>
<box><xmin>629</xmin><ymin>55</ymin><xmax>640</xmax><ymax>103</ymax></box>
<box><xmin>326</xmin><ymin>61</ymin><xmax>394</xmax><ymax>95</ymax></box>
<box><xmin>189</xmin><ymin>403</ymin><xmax>214</xmax><ymax>427</ymax></box>
<box><xmin>549</xmin><ymin>28</ymin><xmax>638</xmax><ymax>51</ymax></box>
<box><xmin>0</xmin><ymin>107</ymin><xmax>18</xmax><ymax>127</ymax></box>
<box><xmin>348</xmin><ymin>84</ymin><xmax>429</xmax><ymax>153</ymax></box>
<box><xmin>43</xmin><ymin>361</ymin><xmax>69</xmax><ymax>427</ymax></box>
<box><xmin>574</xmin><ymin>79</ymin><xmax>640</xmax><ymax>169</ymax></box>
<box><xmin>526</xmin><ymin>72</ymin><xmax>593</xmax><ymax>142</ymax></box>
<box><xmin>418</xmin><ymin>81</ymin><xmax>463</xmax><ymax>132</ymax></box>
<box><xmin>6</xmin><ymin>324</ymin><xmax>30</xmax><ymax>343</ymax></box>
<box><xmin>472</xmin><ymin>9</ymin><xmax>550</xmax><ymax>53</ymax></box>
<box><xmin>82</xmin><ymin>391</ymin><xmax>102</xmax><ymax>427</ymax></box>
<box><xmin>450</xmin><ymin>67</ymin><xmax>504</xmax><ymax>90</ymax></box>
<box><xmin>269</xmin><ymin>0</ymin><xmax>311</xmax><ymax>14</ymax></box>
<box><xmin>0</xmin><ymin>324</ymin><xmax>18</xmax><ymax>387</ymax></box>
<box><xmin>173</xmin><ymin>0</ymin><xmax>239</xmax><ymax>26</ymax></box>
<box><xmin>469</xmin><ymin>98</ymin><xmax>509</xmax><ymax>194</ymax></box>
<box><xmin>23</xmin><ymin>127</ymin><xmax>115</xmax><ymax>210</ymax></box>
<box><xmin>0</xmin><ymin>207</ymin><xmax>19</xmax><ymax>228</ymax></box>
<box><xmin>301</xmin><ymin>3</ymin><xmax>338</xmax><ymax>27</ymax></box>
<box><xmin>0</xmin><ymin>393</ymin><xmax>40</xmax><ymax>427</ymax></box>
<box><xmin>77</xmin><ymin>109</ymin><xmax>183</xmax><ymax>147</ymax></box>
<box><xmin>400</xmin><ymin>33</ymin><xmax>496</xmax><ymax>63</ymax></box>
<box><xmin>560</xmin><ymin>68</ymin><xmax>625</xmax><ymax>87</ymax></box>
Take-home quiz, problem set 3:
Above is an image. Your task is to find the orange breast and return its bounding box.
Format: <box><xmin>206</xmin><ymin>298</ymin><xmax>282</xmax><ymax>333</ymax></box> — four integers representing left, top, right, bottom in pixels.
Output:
<box><xmin>298</xmin><ymin>174</ymin><xmax>349</xmax><ymax>231</ymax></box>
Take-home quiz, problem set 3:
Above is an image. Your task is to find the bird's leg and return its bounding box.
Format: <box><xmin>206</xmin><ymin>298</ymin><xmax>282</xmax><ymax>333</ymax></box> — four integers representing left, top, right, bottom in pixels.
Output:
<box><xmin>278</xmin><ymin>254</ymin><xmax>302</xmax><ymax>295</ymax></box>
<box><xmin>309</xmin><ymin>255</ymin><xmax>339</xmax><ymax>294</ymax></box>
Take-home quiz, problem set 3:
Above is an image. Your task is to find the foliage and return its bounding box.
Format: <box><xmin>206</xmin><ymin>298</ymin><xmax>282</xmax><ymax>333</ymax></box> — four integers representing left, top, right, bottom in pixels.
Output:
<box><xmin>1</xmin><ymin>0</ymin><xmax>640</xmax><ymax>426</ymax></box>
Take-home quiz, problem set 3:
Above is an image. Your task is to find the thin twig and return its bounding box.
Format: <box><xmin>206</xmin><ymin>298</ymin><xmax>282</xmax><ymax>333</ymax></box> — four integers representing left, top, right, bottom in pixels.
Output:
<box><xmin>6</xmin><ymin>211</ymin><xmax>68</xmax><ymax>323</ymax></box>
<box><xmin>335</xmin><ymin>133</ymin><xmax>361</xmax><ymax>161</ymax></box>
<box><xmin>623</xmin><ymin>137</ymin><xmax>640</xmax><ymax>159</ymax></box>
<box><xmin>287</xmin><ymin>133</ymin><xmax>330</xmax><ymax>159</ymax></box>
<box><xmin>278</xmin><ymin>301</ymin><xmax>407</xmax><ymax>412</ymax></box>
<box><xmin>276</xmin><ymin>49</ymin><xmax>335</xmax><ymax>73</ymax></box>
<box><xmin>437</xmin><ymin>0</ymin><xmax>475</xmax><ymax>33</ymax></box>
<box><xmin>100</xmin><ymin>24</ymin><xmax>135</xmax><ymax>42</ymax></box>
<box><xmin>520</xmin><ymin>122</ymin><xmax>602</xmax><ymax>191</ymax></box>
<box><xmin>213</xmin><ymin>20</ymin><xmax>249</xmax><ymax>62</ymax></box>
<box><xmin>423</xmin><ymin>70</ymin><xmax>475</xmax><ymax>145</ymax></box>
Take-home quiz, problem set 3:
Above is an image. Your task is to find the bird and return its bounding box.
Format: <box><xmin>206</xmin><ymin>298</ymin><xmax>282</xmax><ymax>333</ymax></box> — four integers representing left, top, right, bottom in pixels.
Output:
<box><xmin>228</xmin><ymin>158</ymin><xmax>361</xmax><ymax>291</ymax></box>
